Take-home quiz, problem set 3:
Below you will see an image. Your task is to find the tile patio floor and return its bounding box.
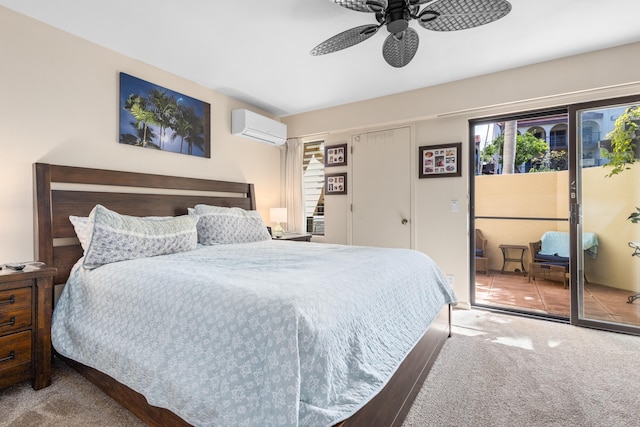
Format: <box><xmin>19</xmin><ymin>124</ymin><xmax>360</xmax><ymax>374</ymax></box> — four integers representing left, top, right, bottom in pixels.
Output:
<box><xmin>475</xmin><ymin>270</ymin><xmax>640</xmax><ymax>327</ymax></box>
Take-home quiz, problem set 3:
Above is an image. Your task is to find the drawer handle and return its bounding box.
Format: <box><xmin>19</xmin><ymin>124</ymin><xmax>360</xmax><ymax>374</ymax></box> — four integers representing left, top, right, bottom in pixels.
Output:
<box><xmin>0</xmin><ymin>295</ymin><xmax>16</xmax><ymax>305</ymax></box>
<box><xmin>0</xmin><ymin>351</ymin><xmax>15</xmax><ymax>364</ymax></box>
<box><xmin>0</xmin><ymin>317</ymin><xmax>16</xmax><ymax>328</ymax></box>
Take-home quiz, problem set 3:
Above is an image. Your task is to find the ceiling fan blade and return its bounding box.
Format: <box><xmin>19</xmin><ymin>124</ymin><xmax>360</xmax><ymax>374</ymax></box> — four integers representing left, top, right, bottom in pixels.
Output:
<box><xmin>382</xmin><ymin>27</ymin><xmax>419</xmax><ymax>68</ymax></box>
<box><xmin>311</xmin><ymin>24</ymin><xmax>380</xmax><ymax>56</ymax></box>
<box><xmin>418</xmin><ymin>0</ymin><xmax>511</xmax><ymax>31</ymax></box>
<box><xmin>330</xmin><ymin>0</ymin><xmax>388</xmax><ymax>13</ymax></box>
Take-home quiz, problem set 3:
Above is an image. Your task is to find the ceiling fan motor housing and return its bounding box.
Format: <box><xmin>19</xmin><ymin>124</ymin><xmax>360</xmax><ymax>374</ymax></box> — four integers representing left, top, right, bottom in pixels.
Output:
<box><xmin>385</xmin><ymin>0</ymin><xmax>410</xmax><ymax>33</ymax></box>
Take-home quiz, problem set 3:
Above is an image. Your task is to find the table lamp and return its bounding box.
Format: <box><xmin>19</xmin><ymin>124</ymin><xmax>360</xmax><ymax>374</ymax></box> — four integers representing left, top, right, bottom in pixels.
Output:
<box><xmin>270</xmin><ymin>207</ymin><xmax>287</xmax><ymax>238</ymax></box>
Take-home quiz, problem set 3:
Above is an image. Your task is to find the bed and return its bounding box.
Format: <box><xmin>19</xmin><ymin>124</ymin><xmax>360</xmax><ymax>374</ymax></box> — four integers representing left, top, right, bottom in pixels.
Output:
<box><xmin>34</xmin><ymin>163</ymin><xmax>456</xmax><ymax>427</ymax></box>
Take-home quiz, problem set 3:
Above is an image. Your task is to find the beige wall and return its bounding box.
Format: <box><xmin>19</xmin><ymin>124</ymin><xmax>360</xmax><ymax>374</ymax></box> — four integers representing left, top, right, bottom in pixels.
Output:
<box><xmin>284</xmin><ymin>43</ymin><xmax>640</xmax><ymax>139</ymax></box>
<box><xmin>0</xmin><ymin>7</ymin><xmax>283</xmax><ymax>262</ymax></box>
<box><xmin>475</xmin><ymin>172</ymin><xmax>568</xmax><ymax>275</ymax></box>
<box><xmin>582</xmin><ymin>164</ymin><xmax>640</xmax><ymax>291</ymax></box>
<box><xmin>283</xmin><ymin>42</ymin><xmax>640</xmax><ymax>304</ymax></box>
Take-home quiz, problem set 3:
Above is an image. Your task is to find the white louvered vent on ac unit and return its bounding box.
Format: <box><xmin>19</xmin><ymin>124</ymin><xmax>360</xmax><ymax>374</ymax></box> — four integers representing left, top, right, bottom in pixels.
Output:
<box><xmin>231</xmin><ymin>109</ymin><xmax>287</xmax><ymax>146</ymax></box>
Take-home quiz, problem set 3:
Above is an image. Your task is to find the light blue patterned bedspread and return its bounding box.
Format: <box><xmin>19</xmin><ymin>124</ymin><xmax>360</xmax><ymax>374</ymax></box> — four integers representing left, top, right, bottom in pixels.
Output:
<box><xmin>52</xmin><ymin>241</ymin><xmax>456</xmax><ymax>426</ymax></box>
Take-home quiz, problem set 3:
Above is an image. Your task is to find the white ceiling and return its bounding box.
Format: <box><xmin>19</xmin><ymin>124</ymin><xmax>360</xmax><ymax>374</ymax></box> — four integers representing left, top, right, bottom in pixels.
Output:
<box><xmin>2</xmin><ymin>0</ymin><xmax>640</xmax><ymax>117</ymax></box>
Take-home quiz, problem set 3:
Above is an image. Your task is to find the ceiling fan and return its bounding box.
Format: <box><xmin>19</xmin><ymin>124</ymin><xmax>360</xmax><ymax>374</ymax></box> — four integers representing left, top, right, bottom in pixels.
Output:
<box><xmin>311</xmin><ymin>0</ymin><xmax>512</xmax><ymax>68</ymax></box>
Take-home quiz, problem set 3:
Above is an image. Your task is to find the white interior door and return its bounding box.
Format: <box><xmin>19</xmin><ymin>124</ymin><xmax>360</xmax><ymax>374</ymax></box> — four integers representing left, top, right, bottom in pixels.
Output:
<box><xmin>351</xmin><ymin>127</ymin><xmax>412</xmax><ymax>248</ymax></box>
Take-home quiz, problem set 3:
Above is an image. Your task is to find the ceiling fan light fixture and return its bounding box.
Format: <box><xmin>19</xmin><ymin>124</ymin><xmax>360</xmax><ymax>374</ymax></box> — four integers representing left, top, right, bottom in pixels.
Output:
<box><xmin>386</xmin><ymin>18</ymin><xmax>408</xmax><ymax>34</ymax></box>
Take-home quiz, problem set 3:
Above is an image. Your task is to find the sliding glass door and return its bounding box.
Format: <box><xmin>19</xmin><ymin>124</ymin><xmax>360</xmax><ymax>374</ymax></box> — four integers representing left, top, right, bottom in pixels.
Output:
<box><xmin>471</xmin><ymin>109</ymin><xmax>571</xmax><ymax>319</ymax></box>
<box><xmin>571</xmin><ymin>96</ymin><xmax>640</xmax><ymax>334</ymax></box>
<box><xmin>470</xmin><ymin>99</ymin><xmax>640</xmax><ymax>335</ymax></box>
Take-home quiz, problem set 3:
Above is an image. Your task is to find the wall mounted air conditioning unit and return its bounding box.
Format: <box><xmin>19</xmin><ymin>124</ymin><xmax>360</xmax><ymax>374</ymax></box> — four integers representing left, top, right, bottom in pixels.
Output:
<box><xmin>231</xmin><ymin>109</ymin><xmax>287</xmax><ymax>146</ymax></box>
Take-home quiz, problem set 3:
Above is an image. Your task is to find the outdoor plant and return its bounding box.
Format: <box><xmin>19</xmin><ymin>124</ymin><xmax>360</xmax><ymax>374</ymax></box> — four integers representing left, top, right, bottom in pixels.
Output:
<box><xmin>602</xmin><ymin>105</ymin><xmax>640</xmax><ymax>177</ymax></box>
<box><xmin>482</xmin><ymin>132</ymin><xmax>549</xmax><ymax>170</ymax></box>
<box><xmin>529</xmin><ymin>150</ymin><xmax>568</xmax><ymax>172</ymax></box>
<box><xmin>602</xmin><ymin>105</ymin><xmax>640</xmax><ymax>235</ymax></box>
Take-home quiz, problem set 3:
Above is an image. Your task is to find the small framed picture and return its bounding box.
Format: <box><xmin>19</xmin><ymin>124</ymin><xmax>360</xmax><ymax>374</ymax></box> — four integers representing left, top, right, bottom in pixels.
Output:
<box><xmin>325</xmin><ymin>173</ymin><xmax>347</xmax><ymax>195</ymax></box>
<box><xmin>324</xmin><ymin>143</ymin><xmax>347</xmax><ymax>167</ymax></box>
<box><xmin>419</xmin><ymin>142</ymin><xmax>462</xmax><ymax>178</ymax></box>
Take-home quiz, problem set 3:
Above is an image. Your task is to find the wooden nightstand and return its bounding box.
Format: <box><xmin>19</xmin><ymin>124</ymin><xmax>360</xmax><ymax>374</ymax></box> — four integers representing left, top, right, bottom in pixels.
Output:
<box><xmin>0</xmin><ymin>263</ymin><xmax>57</xmax><ymax>390</ymax></box>
<box><xmin>272</xmin><ymin>233</ymin><xmax>312</xmax><ymax>242</ymax></box>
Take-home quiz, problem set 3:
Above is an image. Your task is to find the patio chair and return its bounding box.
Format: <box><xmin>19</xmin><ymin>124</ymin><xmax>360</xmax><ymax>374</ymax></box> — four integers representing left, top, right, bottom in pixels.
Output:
<box><xmin>528</xmin><ymin>240</ymin><xmax>569</xmax><ymax>288</ymax></box>
<box><xmin>475</xmin><ymin>229</ymin><xmax>489</xmax><ymax>274</ymax></box>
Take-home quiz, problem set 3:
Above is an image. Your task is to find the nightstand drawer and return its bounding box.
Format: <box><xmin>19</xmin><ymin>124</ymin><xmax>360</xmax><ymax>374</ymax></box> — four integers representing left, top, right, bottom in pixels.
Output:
<box><xmin>0</xmin><ymin>331</ymin><xmax>32</xmax><ymax>372</ymax></box>
<box><xmin>0</xmin><ymin>287</ymin><xmax>32</xmax><ymax>312</ymax></box>
<box><xmin>0</xmin><ymin>264</ymin><xmax>56</xmax><ymax>390</ymax></box>
<box><xmin>0</xmin><ymin>308</ymin><xmax>31</xmax><ymax>335</ymax></box>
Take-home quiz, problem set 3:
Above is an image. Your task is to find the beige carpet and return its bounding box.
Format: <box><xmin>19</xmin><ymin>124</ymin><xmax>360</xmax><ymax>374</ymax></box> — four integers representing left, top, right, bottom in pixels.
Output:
<box><xmin>0</xmin><ymin>359</ymin><xmax>144</xmax><ymax>427</ymax></box>
<box><xmin>403</xmin><ymin>309</ymin><xmax>640</xmax><ymax>427</ymax></box>
<box><xmin>1</xmin><ymin>309</ymin><xmax>639</xmax><ymax>426</ymax></box>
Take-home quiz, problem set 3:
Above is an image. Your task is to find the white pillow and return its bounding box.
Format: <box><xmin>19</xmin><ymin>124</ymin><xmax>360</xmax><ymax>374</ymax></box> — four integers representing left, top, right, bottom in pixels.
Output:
<box><xmin>82</xmin><ymin>205</ymin><xmax>198</xmax><ymax>269</ymax></box>
<box><xmin>193</xmin><ymin>204</ymin><xmax>271</xmax><ymax>245</ymax></box>
<box><xmin>69</xmin><ymin>215</ymin><xmax>90</xmax><ymax>251</ymax></box>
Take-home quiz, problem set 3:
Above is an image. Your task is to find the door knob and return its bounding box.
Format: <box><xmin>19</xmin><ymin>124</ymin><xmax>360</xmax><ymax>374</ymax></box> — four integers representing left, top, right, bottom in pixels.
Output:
<box><xmin>401</xmin><ymin>219</ymin><xmax>408</xmax><ymax>225</ymax></box>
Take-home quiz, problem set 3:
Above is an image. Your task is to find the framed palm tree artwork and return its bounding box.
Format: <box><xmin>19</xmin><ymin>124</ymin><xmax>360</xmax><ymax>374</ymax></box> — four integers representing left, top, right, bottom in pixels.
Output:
<box><xmin>119</xmin><ymin>72</ymin><xmax>211</xmax><ymax>158</ymax></box>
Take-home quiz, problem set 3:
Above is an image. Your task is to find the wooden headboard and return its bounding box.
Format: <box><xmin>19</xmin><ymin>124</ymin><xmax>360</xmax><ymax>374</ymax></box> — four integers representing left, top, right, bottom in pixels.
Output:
<box><xmin>34</xmin><ymin>163</ymin><xmax>256</xmax><ymax>285</ymax></box>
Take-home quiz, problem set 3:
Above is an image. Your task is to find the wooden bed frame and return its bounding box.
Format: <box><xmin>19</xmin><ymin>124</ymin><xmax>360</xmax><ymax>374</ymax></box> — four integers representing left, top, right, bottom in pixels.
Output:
<box><xmin>34</xmin><ymin>163</ymin><xmax>452</xmax><ymax>427</ymax></box>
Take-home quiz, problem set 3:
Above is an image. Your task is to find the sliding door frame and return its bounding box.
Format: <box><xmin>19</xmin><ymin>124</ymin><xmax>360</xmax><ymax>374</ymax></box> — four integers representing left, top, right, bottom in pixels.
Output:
<box><xmin>568</xmin><ymin>94</ymin><xmax>640</xmax><ymax>335</ymax></box>
<box><xmin>469</xmin><ymin>107</ymin><xmax>569</xmax><ymax>319</ymax></box>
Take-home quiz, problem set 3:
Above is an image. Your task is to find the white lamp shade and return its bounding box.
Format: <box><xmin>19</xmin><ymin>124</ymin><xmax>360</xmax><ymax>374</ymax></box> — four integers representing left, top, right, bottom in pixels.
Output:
<box><xmin>270</xmin><ymin>207</ymin><xmax>287</xmax><ymax>223</ymax></box>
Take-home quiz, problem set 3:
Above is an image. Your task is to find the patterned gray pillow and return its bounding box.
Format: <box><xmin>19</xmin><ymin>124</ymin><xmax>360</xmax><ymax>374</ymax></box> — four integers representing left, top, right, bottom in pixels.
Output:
<box><xmin>83</xmin><ymin>205</ymin><xmax>198</xmax><ymax>269</ymax></box>
<box><xmin>194</xmin><ymin>204</ymin><xmax>271</xmax><ymax>245</ymax></box>
<box><xmin>70</xmin><ymin>214</ymin><xmax>177</xmax><ymax>253</ymax></box>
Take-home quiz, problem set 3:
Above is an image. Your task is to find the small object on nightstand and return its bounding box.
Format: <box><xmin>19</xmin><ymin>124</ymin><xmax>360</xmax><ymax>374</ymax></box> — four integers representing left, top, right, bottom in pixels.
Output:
<box><xmin>270</xmin><ymin>207</ymin><xmax>287</xmax><ymax>238</ymax></box>
<box><xmin>273</xmin><ymin>233</ymin><xmax>312</xmax><ymax>242</ymax></box>
<box><xmin>0</xmin><ymin>262</ymin><xmax>57</xmax><ymax>390</ymax></box>
<box><xmin>5</xmin><ymin>263</ymin><xmax>26</xmax><ymax>271</ymax></box>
